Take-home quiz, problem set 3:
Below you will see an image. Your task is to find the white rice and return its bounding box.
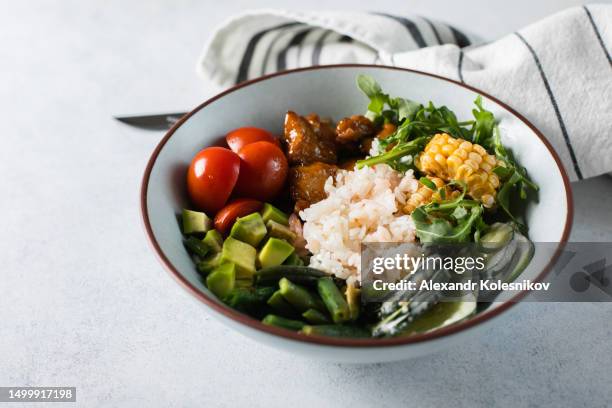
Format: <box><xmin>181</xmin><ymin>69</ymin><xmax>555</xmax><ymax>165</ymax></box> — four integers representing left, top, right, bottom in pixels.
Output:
<box><xmin>299</xmin><ymin>164</ymin><xmax>419</xmax><ymax>284</ymax></box>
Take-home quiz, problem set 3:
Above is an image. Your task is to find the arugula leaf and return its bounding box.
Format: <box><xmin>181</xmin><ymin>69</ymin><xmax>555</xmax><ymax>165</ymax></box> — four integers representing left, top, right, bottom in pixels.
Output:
<box><xmin>356</xmin><ymin>136</ymin><xmax>429</xmax><ymax>171</ymax></box>
<box><xmin>496</xmin><ymin>171</ymin><xmax>522</xmax><ymax>224</ymax></box>
<box><xmin>470</xmin><ymin>95</ymin><xmax>496</xmax><ymax>144</ymax></box>
<box><xmin>451</xmin><ymin>206</ymin><xmax>468</xmax><ymax>221</ymax></box>
<box><xmin>410</xmin><ymin>181</ymin><xmax>486</xmax><ymax>244</ymax></box>
<box><xmin>412</xmin><ymin>206</ymin><xmax>484</xmax><ymax>244</ymax></box>
<box><xmin>356</xmin><ymin>75</ymin><xmax>420</xmax><ymax>124</ymax></box>
<box><xmin>419</xmin><ymin>177</ymin><xmax>436</xmax><ymax>190</ymax></box>
<box><xmin>356</xmin><ymin>74</ymin><xmax>382</xmax><ymax>98</ymax></box>
<box><xmin>488</xmin><ymin>127</ymin><xmax>538</xmax><ymax>229</ymax></box>
<box><xmin>389</xmin><ymin>97</ymin><xmax>420</xmax><ymax>121</ymax></box>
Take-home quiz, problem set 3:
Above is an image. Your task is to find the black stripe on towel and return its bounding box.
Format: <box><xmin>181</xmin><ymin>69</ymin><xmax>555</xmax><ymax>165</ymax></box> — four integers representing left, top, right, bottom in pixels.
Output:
<box><xmin>236</xmin><ymin>22</ymin><xmax>300</xmax><ymax>84</ymax></box>
<box><xmin>276</xmin><ymin>28</ymin><xmax>313</xmax><ymax>71</ymax></box>
<box><xmin>515</xmin><ymin>32</ymin><xmax>583</xmax><ymax>179</ymax></box>
<box><xmin>449</xmin><ymin>26</ymin><xmax>471</xmax><ymax>47</ymax></box>
<box><xmin>422</xmin><ymin>17</ymin><xmax>443</xmax><ymax>45</ymax></box>
<box><xmin>457</xmin><ymin>50</ymin><xmax>465</xmax><ymax>83</ymax></box>
<box><xmin>583</xmin><ymin>6</ymin><xmax>612</xmax><ymax>67</ymax></box>
<box><xmin>261</xmin><ymin>27</ymin><xmax>302</xmax><ymax>76</ymax></box>
<box><xmin>311</xmin><ymin>30</ymin><xmax>333</xmax><ymax>65</ymax></box>
<box><xmin>374</xmin><ymin>13</ymin><xmax>427</xmax><ymax>48</ymax></box>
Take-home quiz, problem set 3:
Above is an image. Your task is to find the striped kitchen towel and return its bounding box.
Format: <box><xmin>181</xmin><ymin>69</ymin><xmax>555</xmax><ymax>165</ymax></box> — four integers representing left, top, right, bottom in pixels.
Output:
<box><xmin>198</xmin><ymin>5</ymin><xmax>612</xmax><ymax>181</ymax></box>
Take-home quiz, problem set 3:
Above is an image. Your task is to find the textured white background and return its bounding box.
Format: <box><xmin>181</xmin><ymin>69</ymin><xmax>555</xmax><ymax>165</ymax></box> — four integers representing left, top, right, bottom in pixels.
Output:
<box><xmin>1</xmin><ymin>1</ymin><xmax>612</xmax><ymax>407</ymax></box>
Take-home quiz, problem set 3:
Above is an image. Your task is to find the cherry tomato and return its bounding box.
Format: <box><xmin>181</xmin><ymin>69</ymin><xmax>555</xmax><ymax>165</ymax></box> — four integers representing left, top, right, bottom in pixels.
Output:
<box><xmin>234</xmin><ymin>141</ymin><xmax>289</xmax><ymax>201</ymax></box>
<box><xmin>187</xmin><ymin>147</ymin><xmax>240</xmax><ymax>214</ymax></box>
<box><xmin>226</xmin><ymin>127</ymin><xmax>279</xmax><ymax>153</ymax></box>
<box><xmin>214</xmin><ymin>198</ymin><xmax>263</xmax><ymax>235</ymax></box>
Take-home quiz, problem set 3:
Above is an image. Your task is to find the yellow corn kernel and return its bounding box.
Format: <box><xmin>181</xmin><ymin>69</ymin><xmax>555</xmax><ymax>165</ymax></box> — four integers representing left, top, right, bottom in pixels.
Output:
<box><xmin>415</xmin><ymin>133</ymin><xmax>501</xmax><ymax>207</ymax></box>
<box><xmin>403</xmin><ymin>177</ymin><xmax>456</xmax><ymax>214</ymax></box>
<box><xmin>441</xmin><ymin>144</ymin><xmax>456</xmax><ymax>155</ymax></box>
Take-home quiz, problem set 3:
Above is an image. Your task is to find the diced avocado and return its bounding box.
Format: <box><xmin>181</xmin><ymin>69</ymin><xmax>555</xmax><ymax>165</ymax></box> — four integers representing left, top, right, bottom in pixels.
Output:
<box><xmin>283</xmin><ymin>252</ymin><xmax>304</xmax><ymax>266</ymax></box>
<box><xmin>266</xmin><ymin>220</ymin><xmax>296</xmax><ymax>243</ymax></box>
<box><xmin>206</xmin><ymin>263</ymin><xmax>235</xmax><ymax>299</ymax></box>
<box><xmin>260</xmin><ymin>203</ymin><xmax>289</xmax><ymax>226</ymax></box>
<box><xmin>182</xmin><ymin>209</ymin><xmax>211</xmax><ymax>235</ymax></box>
<box><xmin>202</xmin><ymin>229</ymin><xmax>223</xmax><ymax>253</ymax></box>
<box><xmin>229</xmin><ymin>212</ymin><xmax>267</xmax><ymax>247</ymax></box>
<box><xmin>196</xmin><ymin>252</ymin><xmax>222</xmax><ymax>276</ymax></box>
<box><xmin>258</xmin><ymin>238</ymin><xmax>295</xmax><ymax>269</ymax></box>
<box><xmin>220</xmin><ymin>237</ymin><xmax>257</xmax><ymax>279</ymax></box>
<box><xmin>184</xmin><ymin>236</ymin><xmax>209</xmax><ymax>258</ymax></box>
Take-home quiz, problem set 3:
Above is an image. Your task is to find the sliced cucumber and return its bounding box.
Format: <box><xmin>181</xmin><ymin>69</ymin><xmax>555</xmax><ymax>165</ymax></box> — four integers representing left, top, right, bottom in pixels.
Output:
<box><xmin>505</xmin><ymin>233</ymin><xmax>535</xmax><ymax>283</ymax></box>
<box><xmin>483</xmin><ymin>237</ymin><xmax>518</xmax><ymax>279</ymax></box>
<box><xmin>479</xmin><ymin>222</ymin><xmax>514</xmax><ymax>253</ymax></box>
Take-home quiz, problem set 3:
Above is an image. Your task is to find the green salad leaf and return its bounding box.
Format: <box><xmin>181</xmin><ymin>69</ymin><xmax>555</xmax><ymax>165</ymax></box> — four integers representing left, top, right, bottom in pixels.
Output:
<box><xmin>356</xmin><ymin>74</ymin><xmax>420</xmax><ymax>124</ymax></box>
<box><xmin>470</xmin><ymin>95</ymin><xmax>496</xmax><ymax>145</ymax></box>
<box><xmin>412</xmin><ymin>205</ymin><xmax>483</xmax><ymax>244</ymax></box>
<box><xmin>409</xmin><ymin>181</ymin><xmax>485</xmax><ymax>244</ymax></box>
<box><xmin>355</xmin><ymin>75</ymin><xmax>539</xmax><ymax>234</ymax></box>
<box><xmin>487</xmin><ymin>127</ymin><xmax>539</xmax><ymax>229</ymax></box>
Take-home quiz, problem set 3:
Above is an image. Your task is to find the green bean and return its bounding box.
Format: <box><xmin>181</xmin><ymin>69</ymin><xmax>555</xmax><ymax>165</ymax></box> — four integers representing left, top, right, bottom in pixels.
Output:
<box><xmin>279</xmin><ymin>278</ymin><xmax>326</xmax><ymax>313</ymax></box>
<box><xmin>302</xmin><ymin>308</ymin><xmax>330</xmax><ymax>324</ymax></box>
<box><xmin>262</xmin><ymin>314</ymin><xmax>305</xmax><ymax>331</ymax></box>
<box><xmin>256</xmin><ymin>266</ymin><xmax>341</xmax><ymax>287</ymax></box>
<box><xmin>317</xmin><ymin>277</ymin><xmax>351</xmax><ymax>323</ymax></box>
<box><xmin>184</xmin><ymin>236</ymin><xmax>210</xmax><ymax>258</ymax></box>
<box><xmin>223</xmin><ymin>286</ymin><xmax>275</xmax><ymax>316</ymax></box>
<box><xmin>267</xmin><ymin>290</ymin><xmax>297</xmax><ymax>317</ymax></box>
<box><xmin>196</xmin><ymin>253</ymin><xmax>221</xmax><ymax>276</ymax></box>
<box><xmin>300</xmin><ymin>325</ymin><xmax>371</xmax><ymax>338</ymax></box>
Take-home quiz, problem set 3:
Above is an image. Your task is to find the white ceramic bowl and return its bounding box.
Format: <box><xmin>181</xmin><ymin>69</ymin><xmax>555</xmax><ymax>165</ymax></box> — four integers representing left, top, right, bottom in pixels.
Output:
<box><xmin>141</xmin><ymin>65</ymin><xmax>572</xmax><ymax>363</ymax></box>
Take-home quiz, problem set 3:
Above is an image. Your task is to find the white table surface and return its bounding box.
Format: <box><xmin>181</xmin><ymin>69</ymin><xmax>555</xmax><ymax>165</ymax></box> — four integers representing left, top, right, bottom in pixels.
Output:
<box><xmin>2</xmin><ymin>1</ymin><xmax>611</xmax><ymax>406</ymax></box>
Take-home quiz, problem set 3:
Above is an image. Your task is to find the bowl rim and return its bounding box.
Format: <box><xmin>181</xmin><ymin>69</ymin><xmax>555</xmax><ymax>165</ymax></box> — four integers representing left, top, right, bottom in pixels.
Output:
<box><xmin>140</xmin><ymin>64</ymin><xmax>573</xmax><ymax>348</ymax></box>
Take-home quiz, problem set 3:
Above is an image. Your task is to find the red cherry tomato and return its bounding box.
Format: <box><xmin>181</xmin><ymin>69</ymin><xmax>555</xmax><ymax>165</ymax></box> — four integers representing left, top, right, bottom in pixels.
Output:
<box><xmin>186</xmin><ymin>147</ymin><xmax>240</xmax><ymax>214</ymax></box>
<box><xmin>234</xmin><ymin>141</ymin><xmax>289</xmax><ymax>202</ymax></box>
<box><xmin>214</xmin><ymin>198</ymin><xmax>263</xmax><ymax>235</ymax></box>
<box><xmin>226</xmin><ymin>127</ymin><xmax>279</xmax><ymax>153</ymax></box>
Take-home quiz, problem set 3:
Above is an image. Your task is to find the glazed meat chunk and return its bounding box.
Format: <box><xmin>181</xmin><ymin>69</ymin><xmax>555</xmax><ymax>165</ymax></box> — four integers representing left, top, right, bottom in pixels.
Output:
<box><xmin>283</xmin><ymin>111</ymin><xmax>337</xmax><ymax>165</ymax></box>
<box><xmin>290</xmin><ymin>162</ymin><xmax>338</xmax><ymax>212</ymax></box>
<box><xmin>335</xmin><ymin>114</ymin><xmax>376</xmax><ymax>156</ymax></box>
<box><xmin>336</xmin><ymin>115</ymin><xmax>376</xmax><ymax>143</ymax></box>
<box><xmin>305</xmin><ymin>113</ymin><xmax>336</xmax><ymax>143</ymax></box>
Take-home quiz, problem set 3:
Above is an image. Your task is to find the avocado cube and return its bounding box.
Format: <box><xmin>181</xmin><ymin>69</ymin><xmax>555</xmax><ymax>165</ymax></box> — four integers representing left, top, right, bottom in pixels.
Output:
<box><xmin>258</xmin><ymin>238</ymin><xmax>295</xmax><ymax>269</ymax></box>
<box><xmin>229</xmin><ymin>212</ymin><xmax>267</xmax><ymax>247</ymax></box>
<box><xmin>196</xmin><ymin>252</ymin><xmax>222</xmax><ymax>276</ymax></box>
<box><xmin>206</xmin><ymin>263</ymin><xmax>235</xmax><ymax>299</ymax></box>
<box><xmin>266</xmin><ymin>220</ymin><xmax>296</xmax><ymax>243</ymax></box>
<box><xmin>182</xmin><ymin>209</ymin><xmax>211</xmax><ymax>235</ymax></box>
<box><xmin>202</xmin><ymin>229</ymin><xmax>223</xmax><ymax>253</ymax></box>
<box><xmin>221</xmin><ymin>237</ymin><xmax>257</xmax><ymax>279</ymax></box>
<box><xmin>283</xmin><ymin>252</ymin><xmax>304</xmax><ymax>266</ymax></box>
<box><xmin>260</xmin><ymin>203</ymin><xmax>289</xmax><ymax>226</ymax></box>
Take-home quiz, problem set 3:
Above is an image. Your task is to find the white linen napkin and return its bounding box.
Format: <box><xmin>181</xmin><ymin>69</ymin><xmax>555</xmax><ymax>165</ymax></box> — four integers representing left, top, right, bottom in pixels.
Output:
<box><xmin>198</xmin><ymin>6</ymin><xmax>611</xmax><ymax>181</ymax></box>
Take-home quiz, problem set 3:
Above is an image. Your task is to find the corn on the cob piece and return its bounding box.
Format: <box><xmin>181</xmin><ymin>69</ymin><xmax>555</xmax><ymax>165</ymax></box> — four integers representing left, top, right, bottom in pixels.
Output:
<box><xmin>403</xmin><ymin>177</ymin><xmax>460</xmax><ymax>214</ymax></box>
<box><xmin>415</xmin><ymin>133</ymin><xmax>501</xmax><ymax>208</ymax></box>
